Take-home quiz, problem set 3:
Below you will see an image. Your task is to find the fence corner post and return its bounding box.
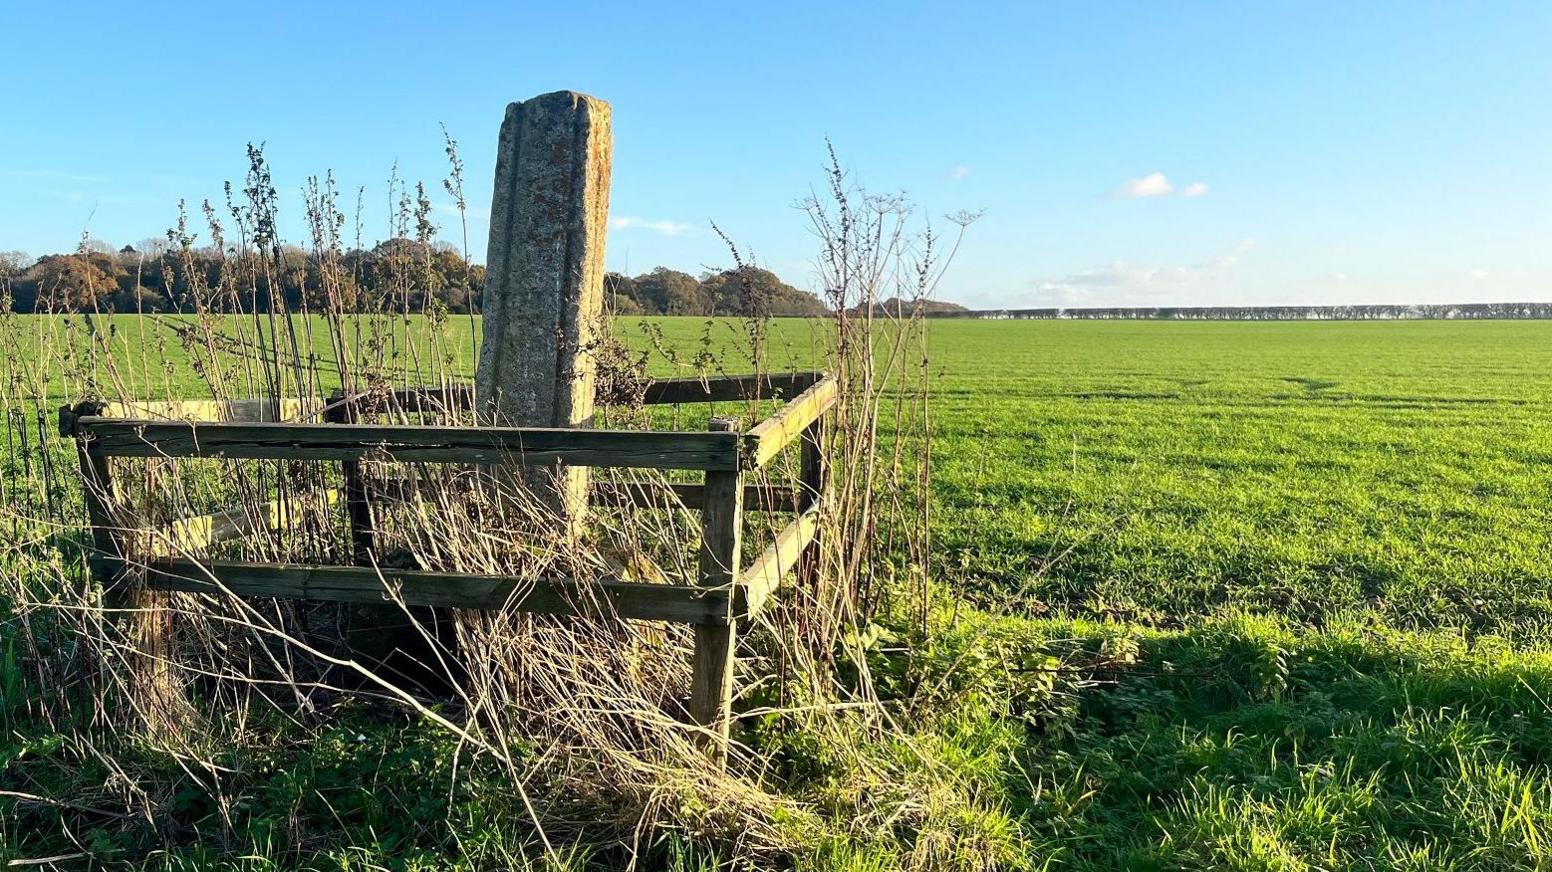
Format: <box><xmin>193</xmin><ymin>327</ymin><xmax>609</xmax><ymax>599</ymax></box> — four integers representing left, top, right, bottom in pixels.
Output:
<box><xmin>69</xmin><ymin>400</ymin><xmax>186</xmax><ymax>737</ymax></box>
<box><xmin>689</xmin><ymin>415</ymin><xmax>744</xmax><ymax>762</ymax></box>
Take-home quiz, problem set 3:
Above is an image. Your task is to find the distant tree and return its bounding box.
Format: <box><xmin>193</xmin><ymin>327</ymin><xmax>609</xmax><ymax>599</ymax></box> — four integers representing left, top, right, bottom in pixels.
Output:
<box><xmin>1</xmin><ymin>236</ymin><xmax>845</xmax><ymax>319</ymax></box>
<box><xmin>604</xmin><ymin>272</ymin><xmax>643</xmax><ymax>314</ymax></box>
<box><xmin>0</xmin><ymin>251</ymin><xmax>30</xmax><ymax>277</ymax></box>
<box><xmin>632</xmin><ymin>267</ymin><xmax>706</xmax><ymax>315</ymax></box>
<box><xmin>433</xmin><ymin>244</ymin><xmax>482</xmax><ymax>314</ymax></box>
<box><xmin>0</xmin><ymin>251</ymin><xmax>29</xmax><ymax>311</ymax></box>
<box><xmin>858</xmin><ymin>297</ymin><xmax>969</xmax><ymax>317</ymax></box>
<box><xmin>346</xmin><ymin>238</ymin><xmax>482</xmax><ymax>314</ymax></box>
<box><xmin>135</xmin><ymin>238</ymin><xmax>171</xmax><ymax>258</ymax></box>
<box><xmin>699</xmin><ymin>265</ymin><xmax>827</xmax><ymax>317</ymax></box>
<box><xmin>20</xmin><ymin>252</ymin><xmax>127</xmax><ymax>310</ymax></box>
<box><xmin>664</xmin><ymin>280</ymin><xmax>707</xmax><ymax>315</ymax></box>
<box><xmin>110</xmin><ymin>281</ymin><xmax>169</xmax><ymax>313</ymax></box>
<box><xmin>610</xmin><ymin>293</ymin><xmax>644</xmax><ymax>315</ymax></box>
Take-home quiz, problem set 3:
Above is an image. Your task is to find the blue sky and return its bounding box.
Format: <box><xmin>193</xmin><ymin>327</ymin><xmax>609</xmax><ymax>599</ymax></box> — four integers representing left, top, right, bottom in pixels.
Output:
<box><xmin>2</xmin><ymin>1</ymin><xmax>1548</xmax><ymax>308</ymax></box>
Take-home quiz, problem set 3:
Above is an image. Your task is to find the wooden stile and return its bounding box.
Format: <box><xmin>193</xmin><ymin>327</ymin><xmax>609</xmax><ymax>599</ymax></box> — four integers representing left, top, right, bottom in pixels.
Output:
<box><xmin>797</xmin><ymin>407</ymin><xmax>829</xmax><ymax>588</ymax></box>
<box><xmin>59</xmin><ymin>369</ymin><xmax>835</xmax><ymax>753</ymax></box>
<box><xmin>326</xmin><ymin>395</ymin><xmax>377</xmax><ymax>562</ymax></box>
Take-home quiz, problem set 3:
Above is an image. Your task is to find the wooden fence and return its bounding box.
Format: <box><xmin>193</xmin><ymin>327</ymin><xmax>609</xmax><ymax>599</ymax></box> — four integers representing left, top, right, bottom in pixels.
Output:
<box><xmin>59</xmin><ymin>371</ymin><xmax>838</xmax><ymax>754</ymax></box>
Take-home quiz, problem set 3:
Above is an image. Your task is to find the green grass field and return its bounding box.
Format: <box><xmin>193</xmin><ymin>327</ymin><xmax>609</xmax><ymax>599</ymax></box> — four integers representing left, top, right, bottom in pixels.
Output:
<box><xmin>922</xmin><ymin>320</ymin><xmax>1552</xmax><ymax>635</ymax></box>
<box><xmin>917</xmin><ymin>319</ymin><xmax>1552</xmax><ymax>869</ymax></box>
<box><xmin>8</xmin><ymin>315</ymin><xmax>1552</xmax><ymax>868</ymax></box>
<box><xmin>21</xmin><ymin>315</ymin><xmax>1552</xmax><ymax>637</ymax></box>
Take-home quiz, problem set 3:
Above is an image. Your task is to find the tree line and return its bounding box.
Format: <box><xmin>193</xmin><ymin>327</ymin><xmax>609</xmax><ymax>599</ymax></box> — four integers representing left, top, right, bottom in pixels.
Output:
<box><xmin>0</xmin><ymin>239</ymin><xmax>485</xmax><ymax>315</ymax></box>
<box><xmin>0</xmin><ymin>240</ymin><xmax>829</xmax><ymax>317</ymax></box>
<box><xmin>934</xmin><ymin>303</ymin><xmax>1552</xmax><ymax>320</ymax></box>
<box><xmin>603</xmin><ymin>266</ymin><xmax>826</xmax><ymax>317</ymax></box>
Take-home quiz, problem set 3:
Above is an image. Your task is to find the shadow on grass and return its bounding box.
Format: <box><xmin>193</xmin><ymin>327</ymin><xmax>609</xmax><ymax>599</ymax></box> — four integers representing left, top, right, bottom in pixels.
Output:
<box><xmin>1012</xmin><ymin>616</ymin><xmax>1552</xmax><ymax>869</ymax></box>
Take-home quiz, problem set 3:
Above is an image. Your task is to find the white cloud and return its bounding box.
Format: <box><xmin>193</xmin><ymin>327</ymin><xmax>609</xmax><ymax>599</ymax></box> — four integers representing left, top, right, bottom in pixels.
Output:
<box><xmin>1114</xmin><ymin>171</ymin><xmax>1174</xmax><ymax>199</ymax></box>
<box><xmin>610</xmin><ymin>216</ymin><xmax>693</xmax><ymax>237</ymax></box>
<box><xmin>1111</xmin><ymin>173</ymin><xmax>1212</xmax><ymax>199</ymax></box>
<box><xmin>949</xmin><ymin>165</ymin><xmax>971</xmax><ymax>180</ymax></box>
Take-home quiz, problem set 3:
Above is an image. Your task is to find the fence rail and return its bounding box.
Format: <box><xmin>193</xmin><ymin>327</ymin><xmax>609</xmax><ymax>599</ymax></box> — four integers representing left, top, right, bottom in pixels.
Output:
<box><xmin>68</xmin><ymin>417</ymin><xmax>743</xmax><ymax>470</ymax></box>
<box><xmin>93</xmin><ymin>557</ymin><xmax>745</xmax><ymax>623</ymax></box>
<box><xmin>93</xmin><ymin>373</ymin><xmax>825</xmax><ymax>424</ymax></box>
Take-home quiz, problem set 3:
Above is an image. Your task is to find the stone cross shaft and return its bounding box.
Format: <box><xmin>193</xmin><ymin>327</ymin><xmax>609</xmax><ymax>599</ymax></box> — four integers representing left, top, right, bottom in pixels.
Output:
<box><xmin>475</xmin><ymin>91</ymin><xmax>612</xmax><ymax>527</ymax></box>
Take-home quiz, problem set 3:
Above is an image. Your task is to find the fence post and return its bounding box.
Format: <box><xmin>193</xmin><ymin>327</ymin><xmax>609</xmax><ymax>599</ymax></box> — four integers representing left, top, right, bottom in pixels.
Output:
<box><xmin>689</xmin><ymin>416</ymin><xmax>743</xmax><ymax>760</ymax></box>
<box><xmin>797</xmin><ymin>408</ymin><xmax>828</xmax><ymax>588</ymax></box>
<box><xmin>62</xmin><ymin>402</ymin><xmax>184</xmax><ymax>734</ymax></box>
<box><xmin>326</xmin><ymin>392</ymin><xmax>374</xmax><ymax>562</ymax></box>
<box><xmin>60</xmin><ymin>403</ymin><xmax>118</xmax><ymax>574</ymax></box>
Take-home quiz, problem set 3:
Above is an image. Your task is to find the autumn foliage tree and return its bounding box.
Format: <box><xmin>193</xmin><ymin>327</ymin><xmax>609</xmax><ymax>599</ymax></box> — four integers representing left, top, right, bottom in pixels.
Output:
<box><xmin>4</xmin><ymin>239</ymin><xmax>485</xmax><ymax>315</ymax></box>
<box><xmin>17</xmin><ymin>251</ymin><xmax>127</xmax><ymax>311</ymax></box>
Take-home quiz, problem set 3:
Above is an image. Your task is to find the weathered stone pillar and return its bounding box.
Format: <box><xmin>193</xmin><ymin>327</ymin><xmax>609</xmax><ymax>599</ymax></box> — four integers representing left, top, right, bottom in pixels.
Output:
<box><xmin>476</xmin><ymin>91</ymin><xmax>612</xmax><ymax>527</ymax></box>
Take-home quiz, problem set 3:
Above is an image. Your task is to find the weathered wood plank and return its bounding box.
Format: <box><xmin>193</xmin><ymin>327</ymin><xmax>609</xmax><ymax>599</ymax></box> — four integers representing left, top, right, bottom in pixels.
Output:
<box><xmin>339</xmin><ymin>373</ymin><xmax>823</xmax><ymax>412</ymax></box>
<box><xmin>355</xmin><ymin>372</ymin><xmax>825</xmax><ymax>409</ymax></box>
<box><xmin>67</xmin><ymin>411</ymin><xmax>186</xmax><ymax>728</ymax></box>
<box><xmin>153</xmin><ymin>490</ymin><xmax>342</xmax><ymax>558</ymax></box>
<box><xmin>101</xmin><ymin>558</ymin><xmax>738</xmax><ymax>624</ymax></box>
<box><xmin>70</xmin><ymin>371</ymin><xmax>818</xmax><ymax>429</ymax></box>
<box><xmin>75</xmin><ymin>419</ymin><xmax>742</xmax><ymax>470</ymax></box>
<box><xmin>738</xmin><ymin>503</ymin><xmax>823</xmax><ymax>619</ymax></box>
<box><xmin>643</xmin><ymin>372</ymin><xmax>821</xmax><ymax>406</ymax></box>
<box><xmin>743</xmin><ymin>375</ymin><xmax>839</xmax><ymax>469</ymax></box>
<box><xmin>357</xmin><ymin>477</ymin><xmax>802</xmax><ymax>512</ymax></box>
<box><xmin>100</xmin><ymin>398</ymin><xmax>321</xmax><ymax>423</ymax></box>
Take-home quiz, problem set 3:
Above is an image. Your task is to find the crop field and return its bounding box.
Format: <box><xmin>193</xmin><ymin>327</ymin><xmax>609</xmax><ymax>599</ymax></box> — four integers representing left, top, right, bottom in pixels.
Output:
<box><xmin>8</xmin><ymin>315</ymin><xmax>1552</xmax><ymax>868</ymax></box>
<box><xmin>923</xmin><ymin>320</ymin><xmax>1552</xmax><ymax>634</ymax></box>
<box><xmin>918</xmin><ymin>319</ymin><xmax>1552</xmax><ymax>867</ymax></box>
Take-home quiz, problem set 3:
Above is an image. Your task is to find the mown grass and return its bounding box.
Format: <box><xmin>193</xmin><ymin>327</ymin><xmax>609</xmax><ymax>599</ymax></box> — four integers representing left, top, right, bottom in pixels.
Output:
<box><xmin>885</xmin><ymin>607</ymin><xmax>1552</xmax><ymax>870</ymax></box>
<box><xmin>920</xmin><ymin>320</ymin><xmax>1552</xmax><ymax>640</ymax></box>
<box><xmin>7</xmin><ymin>315</ymin><xmax>1552</xmax><ymax>869</ymax></box>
